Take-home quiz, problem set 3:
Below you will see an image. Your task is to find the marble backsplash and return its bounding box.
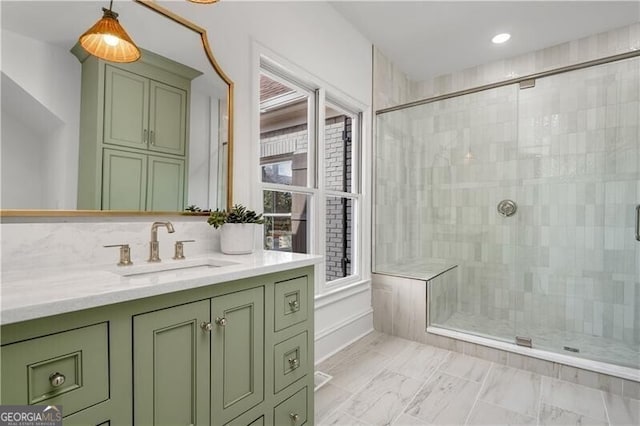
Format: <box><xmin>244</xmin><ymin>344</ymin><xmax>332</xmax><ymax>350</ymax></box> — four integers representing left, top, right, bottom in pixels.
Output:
<box><xmin>0</xmin><ymin>216</ymin><xmax>223</xmax><ymax>274</ymax></box>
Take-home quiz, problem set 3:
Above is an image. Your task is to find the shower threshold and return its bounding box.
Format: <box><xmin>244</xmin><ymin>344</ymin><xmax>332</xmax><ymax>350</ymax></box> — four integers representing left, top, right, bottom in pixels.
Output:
<box><xmin>427</xmin><ymin>324</ymin><xmax>639</xmax><ymax>382</ymax></box>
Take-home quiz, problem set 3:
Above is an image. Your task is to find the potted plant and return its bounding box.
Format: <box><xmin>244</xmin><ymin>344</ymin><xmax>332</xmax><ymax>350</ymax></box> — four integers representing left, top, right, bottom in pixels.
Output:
<box><xmin>207</xmin><ymin>204</ymin><xmax>264</xmax><ymax>254</ymax></box>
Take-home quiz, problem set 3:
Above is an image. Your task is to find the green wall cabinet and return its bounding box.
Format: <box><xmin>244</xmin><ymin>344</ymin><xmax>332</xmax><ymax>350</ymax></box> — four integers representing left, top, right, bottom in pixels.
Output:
<box><xmin>104</xmin><ymin>65</ymin><xmax>187</xmax><ymax>156</ymax></box>
<box><xmin>101</xmin><ymin>149</ymin><xmax>185</xmax><ymax>211</ymax></box>
<box><xmin>1</xmin><ymin>266</ymin><xmax>315</xmax><ymax>426</ymax></box>
<box><xmin>73</xmin><ymin>46</ymin><xmax>200</xmax><ymax>210</ymax></box>
<box><xmin>102</xmin><ymin>149</ymin><xmax>147</xmax><ymax>210</ymax></box>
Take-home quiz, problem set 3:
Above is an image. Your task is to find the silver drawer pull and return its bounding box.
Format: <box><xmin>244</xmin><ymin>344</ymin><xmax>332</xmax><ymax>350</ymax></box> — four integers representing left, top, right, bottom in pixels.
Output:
<box><xmin>200</xmin><ymin>322</ymin><xmax>213</xmax><ymax>332</ymax></box>
<box><xmin>288</xmin><ymin>358</ymin><xmax>299</xmax><ymax>369</ymax></box>
<box><xmin>289</xmin><ymin>413</ymin><xmax>299</xmax><ymax>423</ymax></box>
<box><xmin>288</xmin><ymin>300</ymin><xmax>299</xmax><ymax>311</ymax></box>
<box><xmin>215</xmin><ymin>317</ymin><xmax>227</xmax><ymax>327</ymax></box>
<box><xmin>49</xmin><ymin>372</ymin><xmax>66</xmax><ymax>387</ymax></box>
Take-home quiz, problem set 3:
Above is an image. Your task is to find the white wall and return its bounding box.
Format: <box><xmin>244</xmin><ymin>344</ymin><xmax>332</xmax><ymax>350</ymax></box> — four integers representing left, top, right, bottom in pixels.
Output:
<box><xmin>1</xmin><ymin>29</ymin><xmax>81</xmax><ymax>209</ymax></box>
<box><xmin>1</xmin><ymin>1</ymin><xmax>374</xmax><ymax>362</ymax></box>
<box><xmin>1</xmin><ymin>105</ymin><xmax>45</xmax><ymax>208</ymax></box>
<box><xmin>164</xmin><ymin>1</ymin><xmax>372</xmax><ymax>203</ymax></box>
<box><xmin>171</xmin><ymin>1</ymin><xmax>375</xmax><ymax>361</ymax></box>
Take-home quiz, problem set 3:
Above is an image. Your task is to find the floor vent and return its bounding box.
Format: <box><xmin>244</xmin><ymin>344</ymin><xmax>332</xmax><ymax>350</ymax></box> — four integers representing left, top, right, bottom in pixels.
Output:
<box><xmin>314</xmin><ymin>371</ymin><xmax>332</xmax><ymax>392</ymax></box>
<box><xmin>563</xmin><ymin>346</ymin><xmax>580</xmax><ymax>353</ymax></box>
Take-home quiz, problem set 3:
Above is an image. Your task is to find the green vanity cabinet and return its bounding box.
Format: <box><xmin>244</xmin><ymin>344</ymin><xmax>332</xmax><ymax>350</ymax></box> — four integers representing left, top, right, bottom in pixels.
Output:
<box><xmin>1</xmin><ymin>266</ymin><xmax>314</xmax><ymax>425</ymax></box>
<box><xmin>0</xmin><ymin>323</ymin><xmax>110</xmax><ymax>417</ymax></box>
<box><xmin>211</xmin><ymin>288</ymin><xmax>264</xmax><ymax>424</ymax></box>
<box><xmin>73</xmin><ymin>46</ymin><xmax>201</xmax><ymax>210</ymax></box>
<box><xmin>133</xmin><ymin>300</ymin><xmax>211</xmax><ymax>426</ymax></box>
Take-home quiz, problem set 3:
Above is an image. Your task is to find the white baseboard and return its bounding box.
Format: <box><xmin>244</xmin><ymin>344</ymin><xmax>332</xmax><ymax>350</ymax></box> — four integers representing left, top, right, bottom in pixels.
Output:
<box><xmin>314</xmin><ymin>308</ymin><xmax>373</xmax><ymax>364</ymax></box>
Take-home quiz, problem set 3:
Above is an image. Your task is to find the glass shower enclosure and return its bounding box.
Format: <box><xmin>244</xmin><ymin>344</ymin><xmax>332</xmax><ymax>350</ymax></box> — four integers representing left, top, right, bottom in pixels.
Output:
<box><xmin>374</xmin><ymin>55</ymin><xmax>640</xmax><ymax>369</ymax></box>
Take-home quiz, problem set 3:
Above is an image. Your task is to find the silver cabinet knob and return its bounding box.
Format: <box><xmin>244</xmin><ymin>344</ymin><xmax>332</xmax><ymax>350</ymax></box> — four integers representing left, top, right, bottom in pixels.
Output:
<box><xmin>49</xmin><ymin>372</ymin><xmax>66</xmax><ymax>387</ymax></box>
<box><xmin>201</xmin><ymin>322</ymin><xmax>213</xmax><ymax>332</ymax></box>
<box><xmin>215</xmin><ymin>317</ymin><xmax>227</xmax><ymax>326</ymax></box>
<box><xmin>288</xmin><ymin>358</ymin><xmax>299</xmax><ymax>369</ymax></box>
<box><xmin>289</xmin><ymin>413</ymin><xmax>300</xmax><ymax>422</ymax></box>
<box><xmin>288</xmin><ymin>300</ymin><xmax>299</xmax><ymax>311</ymax></box>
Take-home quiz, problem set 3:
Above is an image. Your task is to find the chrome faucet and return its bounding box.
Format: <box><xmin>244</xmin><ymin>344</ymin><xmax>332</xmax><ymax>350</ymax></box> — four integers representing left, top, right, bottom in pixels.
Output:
<box><xmin>148</xmin><ymin>221</ymin><xmax>175</xmax><ymax>262</ymax></box>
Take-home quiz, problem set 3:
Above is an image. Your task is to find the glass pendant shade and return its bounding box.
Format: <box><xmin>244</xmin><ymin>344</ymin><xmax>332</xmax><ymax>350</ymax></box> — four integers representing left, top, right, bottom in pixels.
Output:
<box><xmin>79</xmin><ymin>8</ymin><xmax>141</xmax><ymax>63</ymax></box>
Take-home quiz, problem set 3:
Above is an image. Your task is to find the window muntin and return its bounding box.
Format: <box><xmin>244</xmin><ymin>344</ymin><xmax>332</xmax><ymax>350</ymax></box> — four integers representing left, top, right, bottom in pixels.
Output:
<box><xmin>259</xmin><ymin>63</ymin><xmax>363</xmax><ymax>290</ymax></box>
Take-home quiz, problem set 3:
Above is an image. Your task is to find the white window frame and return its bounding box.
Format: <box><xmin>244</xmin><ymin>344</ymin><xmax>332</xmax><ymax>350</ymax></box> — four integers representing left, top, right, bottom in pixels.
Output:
<box><xmin>258</xmin><ymin>54</ymin><xmax>365</xmax><ymax>295</ymax></box>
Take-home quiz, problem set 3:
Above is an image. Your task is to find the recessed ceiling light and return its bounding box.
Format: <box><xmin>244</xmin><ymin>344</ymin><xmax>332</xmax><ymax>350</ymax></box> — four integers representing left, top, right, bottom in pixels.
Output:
<box><xmin>492</xmin><ymin>33</ymin><xmax>511</xmax><ymax>44</ymax></box>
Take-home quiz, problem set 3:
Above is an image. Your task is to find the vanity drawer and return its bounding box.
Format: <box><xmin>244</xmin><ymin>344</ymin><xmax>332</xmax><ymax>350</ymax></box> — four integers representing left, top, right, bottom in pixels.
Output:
<box><xmin>274</xmin><ymin>332</ymin><xmax>308</xmax><ymax>393</ymax></box>
<box><xmin>0</xmin><ymin>323</ymin><xmax>109</xmax><ymax>416</ymax></box>
<box><xmin>274</xmin><ymin>387</ymin><xmax>307</xmax><ymax>426</ymax></box>
<box><xmin>274</xmin><ymin>276</ymin><xmax>308</xmax><ymax>332</ymax></box>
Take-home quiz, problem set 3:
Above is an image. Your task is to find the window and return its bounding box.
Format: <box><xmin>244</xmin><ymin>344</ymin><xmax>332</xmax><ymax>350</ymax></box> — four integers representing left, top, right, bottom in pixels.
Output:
<box><xmin>259</xmin><ymin>63</ymin><xmax>362</xmax><ymax>290</ymax></box>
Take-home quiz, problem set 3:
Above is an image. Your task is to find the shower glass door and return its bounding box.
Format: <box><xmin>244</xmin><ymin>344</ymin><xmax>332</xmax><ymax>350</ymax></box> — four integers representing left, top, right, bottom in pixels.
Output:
<box><xmin>421</xmin><ymin>83</ymin><xmax>520</xmax><ymax>343</ymax></box>
<box><xmin>514</xmin><ymin>56</ymin><xmax>640</xmax><ymax>368</ymax></box>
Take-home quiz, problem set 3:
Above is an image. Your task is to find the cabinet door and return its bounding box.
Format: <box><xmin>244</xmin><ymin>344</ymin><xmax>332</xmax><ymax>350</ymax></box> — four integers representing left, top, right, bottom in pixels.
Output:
<box><xmin>102</xmin><ymin>149</ymin><xmax>147</xmax><ymax>210</ymax></box>
<box><xmin>149</xmin><ymin>81</ymin><xmax>187</xmax><ymax>156</ymax></box>
<box><xmin>104</xmin><ymin>65</ymin><xmax>149</xmax><ymax>150</ymax></box>
<box><xmin>211</xmin><ymin>287</ymin><xmax>264</xmax><ymax>425</ymax></box>
<box><xmin>133</xmin><ymin>301</ymin><xmax>210</xmax><ymax>426</ymax></box>
<box><xmin>146</xmin><ymin>155</ymin><xmax>185</xmax><ymax>211</ymax></box>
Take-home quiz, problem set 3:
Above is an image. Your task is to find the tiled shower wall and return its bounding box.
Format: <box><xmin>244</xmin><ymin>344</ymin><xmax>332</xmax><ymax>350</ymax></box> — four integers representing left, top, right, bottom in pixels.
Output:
<box><xmin>419</xmin><ymin>58</ymin><xmax>638</xmax><ymax>345</ymax></box>
<box><xmin>374</xmin><ymin>23</ymin><xmax>640</xmax><ymax>365</ymax></box>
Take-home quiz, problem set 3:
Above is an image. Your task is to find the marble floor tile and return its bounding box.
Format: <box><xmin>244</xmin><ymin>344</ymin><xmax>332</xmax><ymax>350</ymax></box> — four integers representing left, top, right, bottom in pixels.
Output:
<box><xmin>466</xmin><ymin>400</ymin><xmax>537</xmax><ymax>425</ymax></box>
<box><xmin>404</xmin><ymin>372</ymin><xmax>480</xmax><ymax>425</ymax></box>
<box><xmin>603</xmin><ymin>392</ymin><xmax>640</xmax><ymax>426</ymax></box>
<box><xmin>360</xmin><ymin>331</ymin><xmax>413</xmax><ymax>358</ymax></box>
<box><xmin>538</xmin><ymin>402</ymin><xmax>608</xmax><ymax>426</ymax></box>
<box><xmin>478</xmin><ymin>364</ymin><xmax>541</xmax><ymax>417</ymax></box>
<box><xmin>318</xmin><ymin>332</ymin><xmax>382</xmax><ymax>372</ymax></box>
<box><xmin>540</xmin><ymin>377</ymin><xmax>608</xmax><ymax>421</ymax></box>
<box><xmin>344</xmin><ymin>369</ymin><xmax>423</xmax><ymax>426</ymax></box>
<box><xmin>315</xmin><ymin>383</ymin><xmax>353</xmax><ymax>423</ymax></box>
<box><xmin>326</xmin><ymin>350</ymin><xmax>391</xmax><ymax>393</ymax></box>
<box><xmin>390</xmin><ymin>413</ymin><xmax>427</xmax><ymax>425</ymax></box>
<box><xmin>387</xmin><ymin>341</ymin><xmax>450</xmax><ymax>381</ymax></box>
<box><xmin>438</xmin><ymin>351</ymin><xmax>492</xmax><ymax>383</ymax></box>
<box><xmin>319</xmin><ymin>410</ymin><xmax>371</xmax><ymax>426</ymax></box>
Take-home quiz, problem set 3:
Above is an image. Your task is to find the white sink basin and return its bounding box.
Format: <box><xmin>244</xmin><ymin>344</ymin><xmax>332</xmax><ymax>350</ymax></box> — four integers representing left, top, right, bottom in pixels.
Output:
<box><xmin>114</xmin><ymin>258</ymin><xmax>239</xmax><ymax>279</ymax></box>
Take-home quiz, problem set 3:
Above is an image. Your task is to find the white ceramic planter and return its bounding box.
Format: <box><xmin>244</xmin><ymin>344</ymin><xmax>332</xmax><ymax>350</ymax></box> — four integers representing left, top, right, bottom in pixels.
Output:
<box><xmin>219</xmin><ymin>223</ymin><xmax>256</xmax><ymax>254</ymax></box>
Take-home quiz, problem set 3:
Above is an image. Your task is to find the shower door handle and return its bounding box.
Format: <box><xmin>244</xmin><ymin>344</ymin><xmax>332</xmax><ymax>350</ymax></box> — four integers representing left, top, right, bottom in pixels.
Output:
<box><xmin>636</xmin><ymin>205</ymin><xmax>640</xmax><ymax>241</ymax></box>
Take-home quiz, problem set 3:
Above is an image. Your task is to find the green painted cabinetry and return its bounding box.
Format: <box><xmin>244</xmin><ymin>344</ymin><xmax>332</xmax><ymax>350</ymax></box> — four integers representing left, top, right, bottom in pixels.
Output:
<box><xmin>101</xmin><ymin>149</ymin><xmax>186</xmax><ymax>211</ymax></box>
<box><xmin>211</xmin><ymin>288</ymin><xmax>264</xmax><ymax>424</ymax></box>
<box><xmin>104</xmin><ymin>65</ymin><xmax>187</xmax><ymax>156</ymax></box>
<box><xmin>73</xmin><ymin>46</ymin><xmax>200</xmax><ymax>211</ymax></box>
<box><xmin>0</xmin><ymin>266</ymin><xmax>314</xmax><ymax>426</ymax></box>
<box><xmin>133</xmin><ymin>300</ymin><xmax>211</xmax><ymax>426</ymax></box>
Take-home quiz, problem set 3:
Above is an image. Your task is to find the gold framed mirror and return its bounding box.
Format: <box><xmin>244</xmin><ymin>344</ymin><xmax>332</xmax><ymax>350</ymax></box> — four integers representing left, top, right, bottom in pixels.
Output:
<box><xmin>0</xmin><ymin>0</ymin><xmax>233</xmax><ymax>217</ymax></box>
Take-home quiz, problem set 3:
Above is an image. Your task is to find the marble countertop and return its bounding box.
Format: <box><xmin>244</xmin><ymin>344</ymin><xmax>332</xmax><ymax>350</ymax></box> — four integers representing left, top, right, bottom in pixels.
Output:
<box><xmin>1</xmin><ymin>251</ymin><xmax>322</xmax><ymax>325</ymax></box>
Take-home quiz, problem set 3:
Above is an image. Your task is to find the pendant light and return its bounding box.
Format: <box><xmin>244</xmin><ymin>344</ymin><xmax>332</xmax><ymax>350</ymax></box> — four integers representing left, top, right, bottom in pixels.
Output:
<box><xmin>187</xmin><ymin>0</ymin><xmax>220</xmax><ymax>4</ymax></box>
<box><xmin>79</xmin><ymin>0</ymin><xmax>141</xmax><ymax>63</ymax></box>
